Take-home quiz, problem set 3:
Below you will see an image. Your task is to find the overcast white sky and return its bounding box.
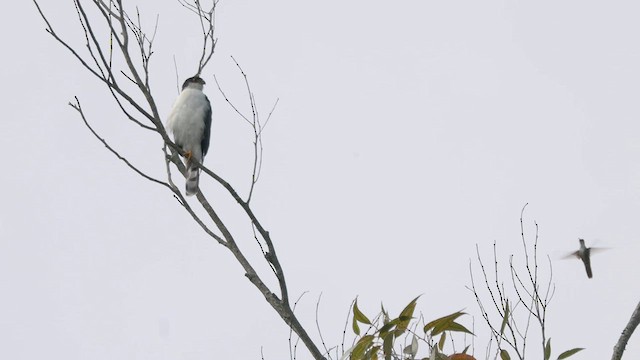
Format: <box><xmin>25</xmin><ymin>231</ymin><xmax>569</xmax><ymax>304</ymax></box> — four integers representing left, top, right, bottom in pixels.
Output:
<box><xmin>2</xmin><ymin>0</ymin><xmax>640</xmax><ymax>359</ymax></box>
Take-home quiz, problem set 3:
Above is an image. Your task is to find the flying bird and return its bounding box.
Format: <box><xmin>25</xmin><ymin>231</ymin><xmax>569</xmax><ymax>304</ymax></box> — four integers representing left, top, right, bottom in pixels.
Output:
<box><xmin>167</xmin><ymin>76</ymin><xmax>212</xmax><ymax>196</ymax></box>
<box><xmin>573</xmin><ymin>239</ymin><xmax>593</xmax><ymax>278</ymax></box>
<box><xmin>566</xmin><ymin>238</ymin><xmax>608</xmax><ymax>279</ymax></box>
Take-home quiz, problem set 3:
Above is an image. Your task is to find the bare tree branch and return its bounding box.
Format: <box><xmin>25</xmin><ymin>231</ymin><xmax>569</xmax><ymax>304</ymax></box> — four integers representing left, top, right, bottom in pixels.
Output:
<box><xmin>163</xmin><ymin>146</ymin><xmax>224</xmax><ymax>244</ymax></box>
<box><xmin>69</xmin><ymin>96</ymin><xmax>169</xmax><ymax>189</ymax></box>
<box><xmin>33</xmin><ymin>1</ymin><xmax>325</xmax><ymax>359</ymax></box>
<box><xmin>315</xmin><ymin>293</ymin><xmax>333</xmax><ymax>359</ymax></box>
<box><xmin>611</xmin><ymin>300</ymin><xmax>640</xmax><ymax>360</ymax></box>
<box><xmin>213</xmin><ymin>59</ymin><xmax>279</xmax><ymax>204</ymax></box>
<box><xmin>469</xmin><ymin>205</ymin><xmax>556</xmax><ymax>360</ymax></box>
<box><xmin>176</xmin><ymin>0</ymin><xmax>217</xmax><ymax>75</ymax></box>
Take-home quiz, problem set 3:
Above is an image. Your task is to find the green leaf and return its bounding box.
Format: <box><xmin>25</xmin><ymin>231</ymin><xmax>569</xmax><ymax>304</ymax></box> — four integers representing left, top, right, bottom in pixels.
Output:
<box><xmin>557</xmin><ymin>348</ymin><xmax>585</xmax><ymax>359</ymax></box>
<box><xmin>381</xmin><ymin>303</ymin><xmax>390</xmax><ymax>324</ymax></box>
<box><xmin>544</xmin><ymin>338</ymin><xmax>551</xmax><ymax>360</ymax></box>
<box><xmin>354</xmin><ymin>299</ymin><xmax>372</xmax><ymax>325</ymax></box>
<box><xmin>424</xmin><ymin>310</ymin><xmax>467</xmax><ymax>335</ymax></box>
<box><xmin>445</xmin><ymin>321</ymin><xmax>473</xmax><ymax>335</ymax></box>
<box><xmin>380</xmin><ymin>317</ymin><xmax>408</xmax><ymax>338</ymax></box>
<box><xmin>383</xmin><ymin>332</ymin><xmax>394</xmax><ymax>360</ymax></box>
<box><xmin>369</xmin><ymin>346</ymin><xmax>380</xmax><ymax>360</ymax></box>
<box><xmin>352</xmin><ymin>335</ymin><xmax>375</xmax><ymax>360</ymax></box>
<box><xmin>379</xmin><ymin>319</ymin><xmax>399</xmax><ymax>338</ymax></box>
<box><xmin>500</xmin><ymin>300</ymin><xmax>509</xmax><ymax>335</ymax></box>
<box><xmin>462</xmin><ymin>345</ymin><xmax>470</xmax><ymax>354</ymax></box>
<box><xmin>352</xmin><ymin>316</ymin><xmax>360</xmax><ymax>336</ymax></box>
<box><xmin>438</xmin><ymin>332</ymin><xmax>446</xmax><ymax>350</ymax></box>
<box><xmin>395</xmin><ymin>296</ymin><xmax>420</xmax><ymax>334</ymax></box>
<box><xmin>500</xmin><ymin>349</ymin><xmax>511</xmax><ymax>360</ymax></box>
<box><xmin>400</xmin><ymin>296</ymin><xmax>420</xmax><ymax>319</ymax></box>
<box><xmin>393</xmin><ymin>316</ymin><xmax>414</xmax><ymax>336</ymax></box>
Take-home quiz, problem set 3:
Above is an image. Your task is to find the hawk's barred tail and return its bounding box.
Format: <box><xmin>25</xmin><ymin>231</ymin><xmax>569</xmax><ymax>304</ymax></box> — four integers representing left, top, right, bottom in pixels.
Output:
<box><xmin>185</xmin><ymin>159</ymin><xmax>200</xmax><ymax>196</ymax></box>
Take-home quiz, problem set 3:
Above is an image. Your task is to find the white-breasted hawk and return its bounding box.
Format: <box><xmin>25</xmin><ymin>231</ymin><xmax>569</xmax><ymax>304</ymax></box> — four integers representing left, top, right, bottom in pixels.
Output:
<box><xmin>167</xmin><ymin>76</ymin><xmax>212</xmax><ymax>196</ymax></box>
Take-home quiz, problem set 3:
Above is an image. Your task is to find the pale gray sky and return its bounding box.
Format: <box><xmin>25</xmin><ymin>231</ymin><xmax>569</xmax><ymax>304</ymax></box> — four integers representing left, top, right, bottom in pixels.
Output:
<box><xmin>2</xmin><ymin>1</ymin><xmax>640</xmax><ymax>359</ymax></box>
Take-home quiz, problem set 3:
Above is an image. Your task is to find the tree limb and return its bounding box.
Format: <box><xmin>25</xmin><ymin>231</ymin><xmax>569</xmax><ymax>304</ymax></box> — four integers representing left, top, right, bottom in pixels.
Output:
<box><xmin>33</xmin><ymin>1</ymin><xmax>326</xmax><ymax>359</ymax></box>
<box><xmin>611</xmin><ymin>300</ymin><xmax>640</xmax><ymax>360</ymax></box>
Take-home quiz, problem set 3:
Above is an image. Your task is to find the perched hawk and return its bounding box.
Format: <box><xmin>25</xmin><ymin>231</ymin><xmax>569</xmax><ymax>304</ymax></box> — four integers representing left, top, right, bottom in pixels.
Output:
<box><xmin>167</xmin><ymin>76</ymin><xmax>212</xmax><ymax>196</ymax></box>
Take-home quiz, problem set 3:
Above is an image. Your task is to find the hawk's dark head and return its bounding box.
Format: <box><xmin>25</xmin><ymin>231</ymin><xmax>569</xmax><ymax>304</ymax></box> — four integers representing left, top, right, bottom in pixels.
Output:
<box><xmin>182</xmin><ymin>76</ymin><xmax>206</xmax><ymax>90</ymax></box>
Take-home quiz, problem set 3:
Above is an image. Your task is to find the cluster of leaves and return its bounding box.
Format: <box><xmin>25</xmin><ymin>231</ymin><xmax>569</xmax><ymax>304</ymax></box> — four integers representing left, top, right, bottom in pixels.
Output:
<box><xmin>343</xmin><ymin>297</ymin><xmax>476</xmax><ymax>360</ymax></box>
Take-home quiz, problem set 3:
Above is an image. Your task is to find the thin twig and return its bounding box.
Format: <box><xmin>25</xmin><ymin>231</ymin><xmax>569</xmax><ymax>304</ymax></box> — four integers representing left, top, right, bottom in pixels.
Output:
<box><xmin>289</xmin><ymin>292</ymin><xmax>308</xmax><ymax>360</ymax></box>
<box><xmin>315</xmin><ymin>293</ymin><xmax>331</xmax><ymax>358</ymax></box>
<box><xmin>69</xmin><ymin>97</ymin><xmax>168</xmax><ymax>188</ymax></box>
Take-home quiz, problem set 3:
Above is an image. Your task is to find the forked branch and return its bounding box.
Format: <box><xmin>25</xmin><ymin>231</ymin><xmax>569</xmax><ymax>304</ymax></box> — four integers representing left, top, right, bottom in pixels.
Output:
<box><xmin>468</xmin><ymin>205</ymin><xmax>557</xmax><ymax>360</ymax></box>
<box><xmin>33</xmin><ymin>1</ymin><xmax>324</xmax><ymax>359</ymax></box>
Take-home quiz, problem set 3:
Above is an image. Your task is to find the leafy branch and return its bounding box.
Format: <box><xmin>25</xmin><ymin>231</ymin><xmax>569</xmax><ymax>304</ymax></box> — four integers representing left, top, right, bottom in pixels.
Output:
<box><xmin>345</xmin><ymin>297</ymin><xmax>474</xmax><ymax>360</ymax></box>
